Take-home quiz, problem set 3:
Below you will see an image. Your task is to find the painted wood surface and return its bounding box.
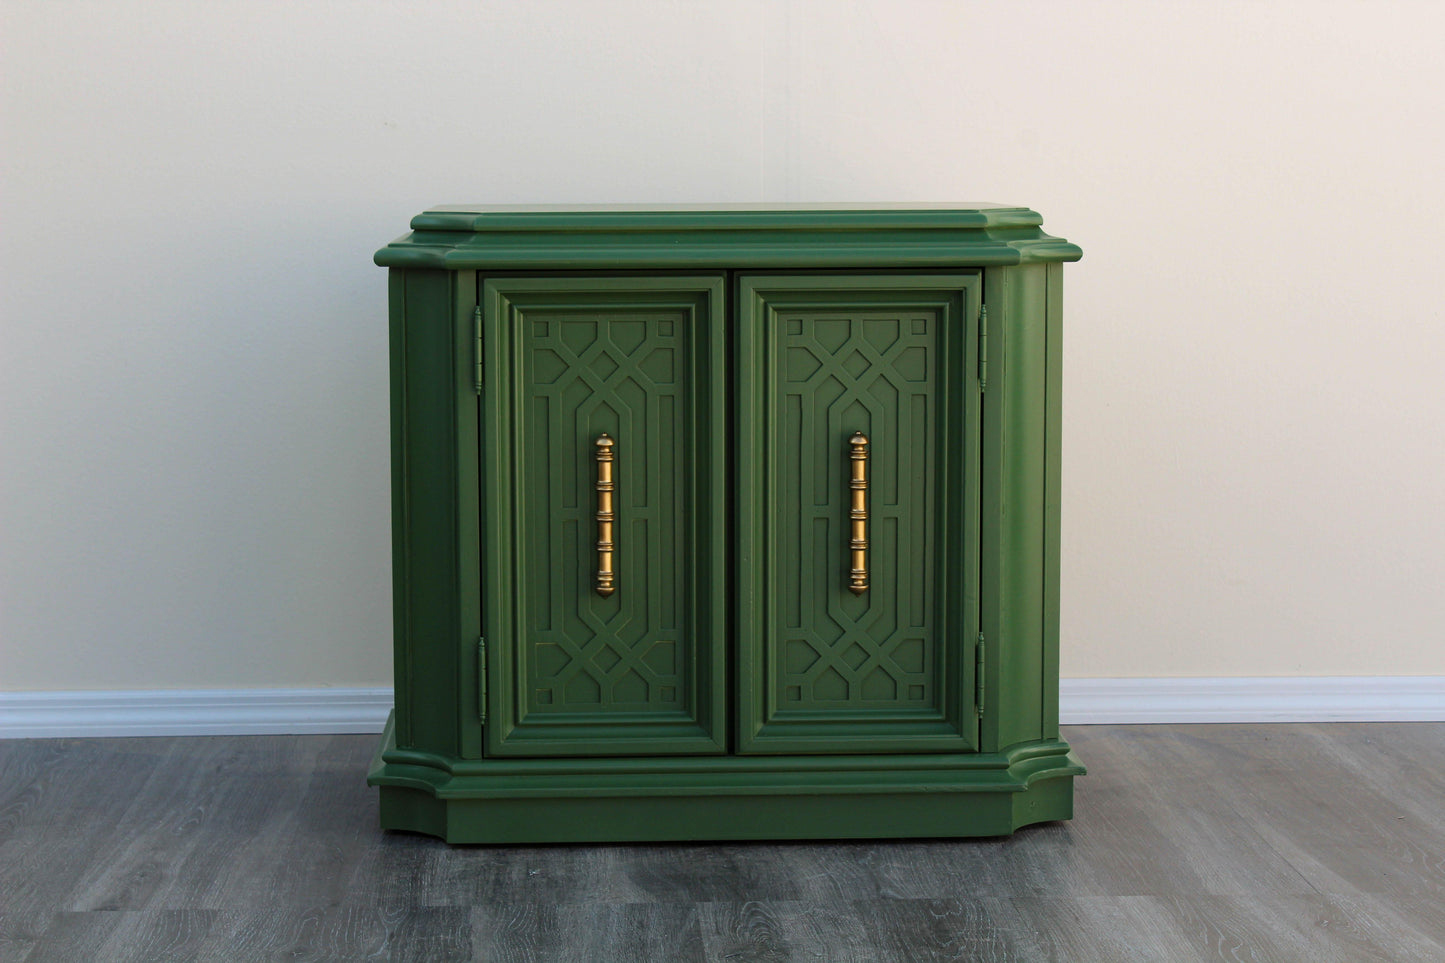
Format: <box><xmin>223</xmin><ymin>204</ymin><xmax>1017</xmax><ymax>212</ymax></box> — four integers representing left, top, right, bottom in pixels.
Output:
<box><xmin>376</xmin><ymin>205</ymin><xmax>1084</xmax><ymax>270</ymax></box>
<box><xmin>379</xmin><ymin>206</ymin><xmax>1078</xmax><ymax>841</ymax></box>
<box><xmin>735</xmin><ymin>275</ymin><xmax>982</xmax><ymax>755</ymax></box>
<box><xmin>480</xmin><ymin>277</ymin><xmax>729</xmax><ymax>757</ymax></box>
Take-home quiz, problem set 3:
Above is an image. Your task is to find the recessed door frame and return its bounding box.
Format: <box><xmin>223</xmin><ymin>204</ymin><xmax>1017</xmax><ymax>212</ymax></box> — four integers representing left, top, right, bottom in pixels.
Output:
<box><xmin>480</xmin><ymin>275</ymin><xmax>730</xmax><ymax>757</ymax></box>
<box><xmin>735</xmin><ymin>274</ymin><xmax>983</xmax><ymax>755</ymax></box>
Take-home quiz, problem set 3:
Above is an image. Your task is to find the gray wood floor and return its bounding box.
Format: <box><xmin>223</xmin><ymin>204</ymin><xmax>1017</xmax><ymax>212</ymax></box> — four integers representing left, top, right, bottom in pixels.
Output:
<box><xmin>2</xmin><ymin>723</ymin><xmax>1443</xmax><ymax>962</ymax></box>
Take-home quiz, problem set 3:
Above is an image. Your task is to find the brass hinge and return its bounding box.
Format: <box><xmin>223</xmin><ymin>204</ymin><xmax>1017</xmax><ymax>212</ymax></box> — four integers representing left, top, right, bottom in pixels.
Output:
<box><xmin>477</xmin><ymin>637</ymin><xmax>488</xmax><ymax>724</ymax></box>
<box><xmin>975</xmin><ymin>633</ymin><xmax>986</xmax><ymax>718</ymax></box>
<box><xmin>473</xmin><ymin>305</ymin><xmax>484</xmax><ymax>395</ymax></box>
<box><xmin>978</xmin><ymin>304</ymin><xmax>988</xmax><ymax>393</ymax></box>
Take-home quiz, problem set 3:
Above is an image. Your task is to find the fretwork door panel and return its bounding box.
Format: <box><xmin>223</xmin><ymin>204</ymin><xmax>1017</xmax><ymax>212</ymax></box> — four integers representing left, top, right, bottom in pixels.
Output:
<box><xmin>482</xmin><ymin>276</ymin><xmax>728</xmax><ymax>757</ymax></box>
<box><xmin>736</xmin><ymin>275</ymin><xmax>982</xmax><ymax>754</ymax></box>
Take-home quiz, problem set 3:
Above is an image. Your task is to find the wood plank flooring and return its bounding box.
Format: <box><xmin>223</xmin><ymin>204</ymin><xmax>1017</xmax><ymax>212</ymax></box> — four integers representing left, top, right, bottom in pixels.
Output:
<box><xmin>1</xmin><ymin>723</ymin><xmax>1442</xmax><ymax>961</ymax></box>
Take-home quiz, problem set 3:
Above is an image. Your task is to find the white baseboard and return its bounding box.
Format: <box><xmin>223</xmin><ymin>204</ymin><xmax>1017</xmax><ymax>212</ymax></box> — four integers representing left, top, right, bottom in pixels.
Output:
<box><xmin>0</xmin><ymin>687</ymin><xmax>393</xmax><ymax>738</ymax></box>
<box><xmin>1060</xmin><ymin>676</ymin><xmax>1445</xmax><ymax>724</ymax></box>
<box><xmin>0</xmin><ymin>678</ymin><xmax>1440</xmax><ymax>738</ymax></box>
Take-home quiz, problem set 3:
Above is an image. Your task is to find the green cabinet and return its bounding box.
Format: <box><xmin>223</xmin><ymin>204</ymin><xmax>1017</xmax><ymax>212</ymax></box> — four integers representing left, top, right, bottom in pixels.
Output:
<box><xmin>369</xmin><ymin>204</ymin><xmax>1083</xmax><ymax>843</ymax></box>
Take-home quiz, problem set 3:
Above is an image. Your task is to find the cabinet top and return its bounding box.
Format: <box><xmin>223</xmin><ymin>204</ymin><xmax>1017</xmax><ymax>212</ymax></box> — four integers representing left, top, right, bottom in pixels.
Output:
<box><xmin>375</xmin><ymin>203</ymin><xmax>1081</xmax><ymax>270</ymax></box>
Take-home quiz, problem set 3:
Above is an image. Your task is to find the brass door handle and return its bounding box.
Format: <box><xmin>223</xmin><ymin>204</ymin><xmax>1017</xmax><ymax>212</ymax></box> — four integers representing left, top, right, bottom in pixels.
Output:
<box><xmin>848</xmin><ymin>431</ymin><xmax>869</xmax><ymax>595</ymax></box>
<box><xmin>595</xmin><ymin>433</ymin><xmax>617</xmax><ymax>597</ymax></box>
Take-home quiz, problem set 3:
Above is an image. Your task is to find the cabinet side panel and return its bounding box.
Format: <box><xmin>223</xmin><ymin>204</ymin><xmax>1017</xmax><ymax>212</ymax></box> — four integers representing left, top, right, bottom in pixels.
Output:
<box><xmin>992</xmin><ymin>264</ymin><xmax>1048</xmax><ymax>750</ymax></box>
<box><xmin>397</xmin><ymin>270</ymin><xmax>462</xmax><ymax>755</ymax></box>
<box><xmin>389</xmin><ymin>269</ymin><xmax>410</xmax><ymax>745</ymax></box>
<box><xmin>454</xmin><ymin>271</ymin><xmax>482</xmax><ymax>759</ymax></box>
<box><xmin>1042</xmin><ymin>263</ymin><xmax>1063</xmax><ymax>739</ymax></box>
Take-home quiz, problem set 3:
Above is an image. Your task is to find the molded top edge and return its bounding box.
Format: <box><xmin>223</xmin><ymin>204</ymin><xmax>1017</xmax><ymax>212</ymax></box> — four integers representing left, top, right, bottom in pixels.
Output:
<box><xmin>411</xmin><ymin>202</ymin><xmax>1036</xmax><ymax>232</ymax></box>
<box><xmin>377</xmin><ymin>203</ymin><xmax>1081</xmax><ymax>267</ymax></box>
<box><xmin>425</xmin><ymin>201</ymin><xmax>1017</xmax><ymax>213</ymax></box>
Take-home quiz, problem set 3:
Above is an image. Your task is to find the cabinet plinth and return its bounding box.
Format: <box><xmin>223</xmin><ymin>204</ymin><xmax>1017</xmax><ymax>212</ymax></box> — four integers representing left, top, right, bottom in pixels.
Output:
<box><xmin>370</xmin><ymin>204</ymin><xmax>1082</xmax><ymax>843</ymax></box>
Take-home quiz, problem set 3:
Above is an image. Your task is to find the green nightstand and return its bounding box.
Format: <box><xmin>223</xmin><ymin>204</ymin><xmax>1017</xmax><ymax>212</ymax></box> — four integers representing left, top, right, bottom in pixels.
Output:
<box><xmin>369</xmin><ymin>204</ymin><xmax>1083</xmax><ymax>843</ymax></box>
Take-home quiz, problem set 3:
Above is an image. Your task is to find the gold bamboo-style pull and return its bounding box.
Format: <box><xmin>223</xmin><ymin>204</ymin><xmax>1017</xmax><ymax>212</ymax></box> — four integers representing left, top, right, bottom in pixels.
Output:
<box><xmin>848</xmin><ymin>431</ymin><xmax>869</xmax><ymax>595</ymax></box>
<box><xmin>595</xmin><ymin>433</ymin><xmax>617</xmax><ymax>597</ymax></box>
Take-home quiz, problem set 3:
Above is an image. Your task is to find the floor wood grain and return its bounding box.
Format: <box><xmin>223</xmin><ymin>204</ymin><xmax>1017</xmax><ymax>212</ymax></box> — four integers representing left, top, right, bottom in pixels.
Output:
<box><xmin>1</xmin><ymin>723</ymin><xmax>1441</xmax><ymax>962</ymax></box>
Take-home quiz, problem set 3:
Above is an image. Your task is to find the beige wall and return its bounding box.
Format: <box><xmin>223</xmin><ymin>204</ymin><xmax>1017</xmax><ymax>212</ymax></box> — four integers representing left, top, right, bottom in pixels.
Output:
<box><xmin>3</xmin><ymin>1</ymin><xmax>1442</xmax><ymax>690</ymax></box>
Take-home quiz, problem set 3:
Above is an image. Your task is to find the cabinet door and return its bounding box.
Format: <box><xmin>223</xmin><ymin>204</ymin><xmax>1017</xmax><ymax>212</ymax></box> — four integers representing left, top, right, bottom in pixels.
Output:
<box><xmin>482</xmin><ymin>277</ymin><xmax>727</xmax><ymax>756</ymax></box>
<box><xmin>737</xmin><ymin>275</ymin><xmax>982</xmax><ymax>754</ymax></box>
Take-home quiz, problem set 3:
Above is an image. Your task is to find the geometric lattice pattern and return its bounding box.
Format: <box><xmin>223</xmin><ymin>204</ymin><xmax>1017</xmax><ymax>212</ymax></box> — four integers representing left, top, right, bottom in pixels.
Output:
<box><xmin>773</xmin><ymin>311</ymin><xmax>939</xmax><ymax>712</ymax></box>
<box><xmin>520</xmin><ymin>310</ymin><xmax>689</xmax><ymax>714</ymax></box>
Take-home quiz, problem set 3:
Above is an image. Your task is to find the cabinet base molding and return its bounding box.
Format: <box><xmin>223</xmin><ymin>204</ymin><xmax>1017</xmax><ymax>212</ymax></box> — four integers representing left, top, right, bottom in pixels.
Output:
<box><xmin>368</xmin><ymin>713</ymin><xmax>1082</xmax><ymax>843</ymax></box>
